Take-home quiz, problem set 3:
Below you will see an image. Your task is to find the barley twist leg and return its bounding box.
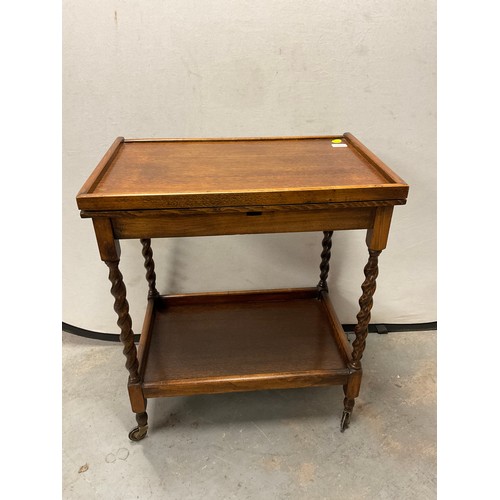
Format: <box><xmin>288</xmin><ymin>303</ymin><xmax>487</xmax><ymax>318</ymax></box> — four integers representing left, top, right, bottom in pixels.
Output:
<box><xmin>340</xmin><ymin>249</ymin><xmax>381</xmax><ymax>431</ymax></box>
<box><xmin>317</xmin><ymin>231</ymin><xmax>333</xmax><ymax>293</ymax></box>
<box><xmin>351</xmin><ymin>249</ymin><xmax>381</xmax><ymax>369</ymax></box>
<box><xmin>106</xmin><ymin>260</ymin><xmax>148</xmax><ymax>439</ymax></box>
<box><xmin>106</xmin><ymin>260</ymin><xmax>140</xmax><ymax>383</ymax></box>
<box><xmin>140</xmin><ymin>238</ymin><xmax>159</xmax><ymax>298</ymax></box>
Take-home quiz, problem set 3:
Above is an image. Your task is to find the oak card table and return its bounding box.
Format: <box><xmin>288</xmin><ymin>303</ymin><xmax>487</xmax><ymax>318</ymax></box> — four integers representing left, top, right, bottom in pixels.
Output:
<box><xmin>76</xmin><ymin>133</ymin><xmax>408</xmax><ymax>441</ymax></box>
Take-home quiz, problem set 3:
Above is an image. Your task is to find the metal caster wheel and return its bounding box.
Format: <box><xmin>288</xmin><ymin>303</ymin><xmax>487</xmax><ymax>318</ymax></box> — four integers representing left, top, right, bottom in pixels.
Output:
<box><xmin>340</xmin><ymin>411</ymin><xmax>351</xmax><ymax>433</ymax></box>
<box><xmin>128</xmin><ymin>425</ymin><xmax>148</xmax><ymax>442</ymax></box>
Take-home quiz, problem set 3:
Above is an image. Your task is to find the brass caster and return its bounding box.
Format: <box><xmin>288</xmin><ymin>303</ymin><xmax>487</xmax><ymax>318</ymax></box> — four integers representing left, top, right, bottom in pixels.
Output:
<box><xmin>340</xmin><ymin>411</ymin><xmax>351</xmax><ymax>433</ymax></box>
<box><xmin>128</xmin><ymin>424</ymin><xmax>148</xmax><ymax>442</ymax></box>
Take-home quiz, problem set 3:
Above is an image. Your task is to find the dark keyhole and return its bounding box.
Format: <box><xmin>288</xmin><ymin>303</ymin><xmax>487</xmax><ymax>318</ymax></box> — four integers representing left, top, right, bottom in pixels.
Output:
<box><xmin>246</xmin><ymin>211</ymin><xmax>263</xmax><ymax>216</ymax></box>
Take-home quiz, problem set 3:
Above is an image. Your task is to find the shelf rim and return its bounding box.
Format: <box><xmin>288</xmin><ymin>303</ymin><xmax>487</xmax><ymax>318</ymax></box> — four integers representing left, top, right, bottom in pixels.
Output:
<box><xmin>138</xmin><ymin>287</ymin><xmax>353</xmax><ymax>398</ymax></box>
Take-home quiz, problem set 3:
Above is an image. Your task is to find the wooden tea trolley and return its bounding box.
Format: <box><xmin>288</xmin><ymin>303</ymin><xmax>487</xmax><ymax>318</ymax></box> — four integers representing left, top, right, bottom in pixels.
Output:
<box><xmin>76</xmin><ymin>133</ymin><xmax>408</xmax><ymax>441</ymax></box>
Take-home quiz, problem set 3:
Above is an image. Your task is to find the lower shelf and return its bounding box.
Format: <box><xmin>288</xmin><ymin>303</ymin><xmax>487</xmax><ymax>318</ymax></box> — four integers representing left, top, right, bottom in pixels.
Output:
<box><xmin>138</xmin><ymin>288</ymin><xmax>353</xmax><ymax>397</ymax></box>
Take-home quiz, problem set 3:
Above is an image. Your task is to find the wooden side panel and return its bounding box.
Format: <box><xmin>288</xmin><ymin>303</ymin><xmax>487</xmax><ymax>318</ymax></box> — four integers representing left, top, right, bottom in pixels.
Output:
<box><xmin>320</xmin><ymin>291</ymin><xmax>353</xmax><ymax>365</ymax></box>
<box><xmin>112</xmin><ymin>208</ymin><xmax>376</xmax><ymax>238</ymax></box>
<box><xmin>137</xmin><ymin>298</ymin><xmax>156</xmax><ymax>378</ymax></box>
<box><xmin>163</xmin><ymin>288</ymin><xmax>318</xmax><ymax>306</ymax></box>
<box><xmin>143</xmin><ymin>372</ymin><xmax>350</xmax><ymax>397</ymax></box>
<box><xmin>77</xmin><ymin>186</ymin><xmax>408</xmax><ymax>211</ymax></box>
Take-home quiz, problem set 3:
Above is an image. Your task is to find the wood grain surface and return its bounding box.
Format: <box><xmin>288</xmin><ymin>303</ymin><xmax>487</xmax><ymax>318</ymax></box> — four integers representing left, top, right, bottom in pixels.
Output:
<box><xmin>77</xmin><ymin>135</ymin><xmax>409</xmax><ymax>210</ymax></box>
<box><xmin>79</xmin><ymin>134</ymin><xmax>409</xmax><ymax>435</ymax></box>
<box><xmin>141</xmin><ymin>292</ymin><xmax>350</xmax><ymax>397</ymax></box>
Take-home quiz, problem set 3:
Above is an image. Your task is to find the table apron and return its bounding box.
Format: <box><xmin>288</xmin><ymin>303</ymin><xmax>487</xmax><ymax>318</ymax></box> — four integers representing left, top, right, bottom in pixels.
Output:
<box><xmin>110</xmin><ymin>207</ymin><xmax>376</xmax><ymax>238</ymax></box>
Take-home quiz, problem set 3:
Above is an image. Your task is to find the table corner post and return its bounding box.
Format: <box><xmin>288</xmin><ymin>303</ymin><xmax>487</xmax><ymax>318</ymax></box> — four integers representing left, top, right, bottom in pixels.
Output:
<box><xmin>342</xmin><ymin>206</ymin><xmax>392</xmax><ymax>431</ymax></box>
<box><xmin>93</xmin><ymin>217</ymin><xmax>149</xmax><ymax>441</ymax></box>
<box><xmin>350</xmin><ymin>205</ymin><xmax>392</xmax><ymax>369</ymax></box>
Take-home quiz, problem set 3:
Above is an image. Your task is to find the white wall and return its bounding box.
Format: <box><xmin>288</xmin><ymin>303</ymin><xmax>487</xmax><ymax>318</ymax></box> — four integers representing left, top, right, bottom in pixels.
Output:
<box><xmin>63</xmin><ymin>0</ymin><xmax>436</xmax><ymax>332</ymax></box>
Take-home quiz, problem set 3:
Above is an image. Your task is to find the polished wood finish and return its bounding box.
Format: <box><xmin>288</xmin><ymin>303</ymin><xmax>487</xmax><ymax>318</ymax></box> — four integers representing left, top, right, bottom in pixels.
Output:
<box><xmin>77</xmin><ymin>137</ymin><xmax>124</xmax><ymax>199</ymax></box>
<box><xmin>320</xmin><ymin>290</ymin><xmax>352</xmax><ymax>365</ymax></box>
<box><xmin>366</xmin><ymin>206</ymin><xmax>394</xmax><ymax>251</ymax></box>
<box><xmin>317</xmin><ymin>231</ymin><xmax>333</xmax><ymax>292</ymax></box>
<box><xmin>137</xmin><ymin>298</ymin><xmax>156</xmax><ymax>378</ymax></box>
<box><xmin>105</xmin><ymin>260</ymin><xmax>140</xmax><ymax>385</ymax></box>
<box><xmin>92</xmin><ymin>218</ymin><xmax>120</xmax><ymax>262</ymax></box>
<box><xmin>340</xmin><ymin>247</ymin><xmax>382</xmax><ymax>431</ymax></box>
<box><xmin>162</xmin><ymin>287</ymin><xmax>318</xmax><ymax>306</ymax></box>
<box><xmin>141</xmin><ymin>291</ymin><xmax>350</xmax><ymax>397</ymax></box>
<box><xmin>343</xmin><ymin>133</ymin><xmax>407</xmax><ymax>185</ymax></box>
<box><xmin>110</xmin><ymin>206</ymin><xmax>375</xmax><ymax>239</ymax></box>
<box><xmin>351</xmin><ymin>249</ymin><xmax>382</xmax><ymax>369</ymax></box>
<box><xmin>80</xmin><ymin>199</ymin><xmax>406</xmax><ymax>218</ymax></box>
<box><xmin>140</xmin><ymin>238</ymin><xmax>159</xmax><ymax>298</ymax></box>
<box><xmin>76</xmin><ymin>134</ymin><xmax>408</xmax><ymax>211</ymax></box>
<box><xmin>78</xmin><ymin>134</ymin><xmax>408</xmax><ymax>439</ymax></box>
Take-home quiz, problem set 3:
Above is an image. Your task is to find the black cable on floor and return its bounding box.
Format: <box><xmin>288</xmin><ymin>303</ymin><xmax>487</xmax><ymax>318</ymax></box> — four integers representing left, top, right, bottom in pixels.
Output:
<box><xmin>62</xmin><ymin>321</ymin><xmax>437</xmax><ymax>343</ymax></box>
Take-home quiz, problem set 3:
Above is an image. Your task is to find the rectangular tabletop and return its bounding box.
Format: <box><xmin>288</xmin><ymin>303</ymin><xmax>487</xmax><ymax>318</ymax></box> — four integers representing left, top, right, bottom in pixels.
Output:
<box><xmin>77</xmin><ymin>134</ymin><xmax>408</xmax><ymax>211</ymax></box>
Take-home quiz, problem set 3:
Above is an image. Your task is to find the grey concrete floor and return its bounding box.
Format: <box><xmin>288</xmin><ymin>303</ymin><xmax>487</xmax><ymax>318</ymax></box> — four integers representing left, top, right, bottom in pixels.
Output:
<box><xmin>63</xmin><ymin>330</ymin><xmax>436</xmax><ymax>499</ymax></box>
